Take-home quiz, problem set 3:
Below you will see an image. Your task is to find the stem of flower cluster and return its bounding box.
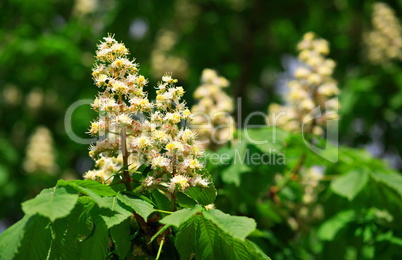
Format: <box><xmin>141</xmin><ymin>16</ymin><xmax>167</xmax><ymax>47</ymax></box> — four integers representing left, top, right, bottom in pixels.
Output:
<box><xmin>117</xmin><ymin>93</ymin><xmax>132</xmax><ymax>191</ymax></box>
<box><xmin>120</xmin><ymin>128</ymin><xmax>132</xmax><ymax>191</ymax></box>
<box><xmin>170</xmin><ymin>190</ymin><xmax>177</xmax><ymax>212</ymax></box>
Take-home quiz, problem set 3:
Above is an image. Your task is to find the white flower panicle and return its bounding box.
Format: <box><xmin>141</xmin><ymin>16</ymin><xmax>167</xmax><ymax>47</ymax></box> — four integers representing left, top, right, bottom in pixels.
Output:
<box><xmin>23</xmin><ymin>126</ymin><xmax>58</xmax><ymax>174</ymax></box>
<box><xmin>191</xmin><ymin>69</ymin><xmax>235</xmax><ymax>150</ymax></box>
<box><xmin>88</xmin><ymin>34</ymin><xmax>148</xmax><ymax>160</ymax></box>
<box><xmin>267</xmin><ymin>32</ymin><xmax>340</xmax><ymax>135</ymax></box>
<box><xmin>84</xmin><ymin>155</ymin><xmax>135</xmax><ymax>184</ymax></box>
<box><xmin>364</xmin><ymin>2</ymin><xmax>402</xmax><ymax>64</ymax></box>
<box><xmin>144</xmin><ymin>75</ymin><xmax>210</xmax><ymax>192</ymax></box>
<box><xmin>85</xmin><ymin>35</ymin><xmax>210</xmax><ymax>192</ymax></box>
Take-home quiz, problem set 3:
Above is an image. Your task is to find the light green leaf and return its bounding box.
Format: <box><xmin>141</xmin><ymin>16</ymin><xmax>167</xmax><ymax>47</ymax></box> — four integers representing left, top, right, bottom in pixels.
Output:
<box><xmin>93</xmin><ymin>196</ymin><xmax>133</xmax><ymax>229</ymax></box>
<box><xmin>220</xmin><ymin>127</ymin><xmax>288</xmax><ymax>186</ymax></box>
<box><xmin>331</xmin><ymin>168</ymin><xmax>369</xmax><ymax>200</ymax></box>
<box><xmin>242</xmin><ymin>127</ymin><xmax>288</xmax><ymax>154</ymax></box>
<box><xmin>0</xmin><ymin>215</ymin><xmax>30</xmax><ymax>260</ymax></box>
<box><xmin>185</xmin><ymin>186</ymin><xmax>216</xmax><ymax>206</ymax></box>
<box><xmin>116</xmin><ymin>193</ymin><xmax>154</xmax><ymax>220</ymax></box>
<box><xmin>317</xmin><ymin>210</ymin><xmax>355</xmax><ymax>241</ymax></box>
<box><xmin>203</xmin><ymin>209</ymin><xmax>256</xmax><ymax>241</ymax></box>
<box><xmin>376</xmin><ymin>231</ymin><xmax>402</xmax><ymax>246</ymax></box>
<box><xmin>110</xmin><ymin>219</ymin><xmax>131</xmax><ymax>258</ymax></box>
<box><xmin>160</xmin><ymin>205</ymin><xmax>202</xmax><ymax>228</ymax></box>
<box><xmin>59</xmin><ymin>180</ymin><xmax>116</xmax><ymax>196</ymax></box>
<box><xmin>221</xmin><ymin>141</ymin><xmax>251</xmax><ymax>186</ymax></box>
<box><xmin>57</xmin><ymin>180</ymin><xmax>109</xmax><ymax>208</ymax></box>
<box><xmin>22</xmin><ymin>187</ymin><xmax>79</xmax><ymax>222</ymax></box>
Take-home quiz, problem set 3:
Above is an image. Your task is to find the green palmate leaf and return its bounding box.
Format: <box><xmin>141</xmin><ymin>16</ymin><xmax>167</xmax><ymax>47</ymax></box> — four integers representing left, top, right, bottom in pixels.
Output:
<box><xmin>110</xmin><ymin>219</ymin><xmax>131</xmax><ymax>258</ymax></box>
<box><xmin>81</xmin><ymin>220</ymin><xmax>109</xmax><ymax>260</ymax></box>
<box><xmin>0</xmin><ymin>215</ymin><xmax>30</xmax><ymax>260</ymax></box>
<box><xmin>242</xmin><ymin>127</ymin><xmax>288</xmax><ymax>154</ymax></box>
<box><xmin>57</xmin><ymin>179</ymin><xmax>114</xmax><ymax>208</ymax></box>
<box><xmin>175</xmin><ymin>213</ymin><xmax>269</xmax><ymax>260</ymax></box>
<box><xmin>246</xmin><ymin>240</ymin><xmax>272</xmax><ymax>260</ymax></box>
<box><xmin>14</xmin><ymin>215</ymin><xmax>52</xmax><ymax>260</ymax></box>
<box><xmin>377</xmin><ymin>231</ymin><xmax>402</xmax><ymax>246</ymax></box>
<box><xmin>370</xmin><ymin>170</ymin><xmax>402</xmax><ymax>199</ymax></box>
<box><xmin>116</xmin><ymin>193</ymin><xmax>154</xmax><ymax>220</ymax></box>
<box><xmin>160</xmin><ymin>205</ymin><xmax>202</xmax><ymax>228</ymax></box>
<box><xmin>219</xmin><ymin>127</ymin><xmax>287</xmax><ymax>187</ymax></box>
<box><xmin>93</xmin><ymin>196</ymin><xmax>133</xmax><ymax>229</ymax></box>
<box><xmin>203</xmin><ymin>209</ymin><xmax>257</xmax><ymax>241</ymax></box>
<box><xmin>21</xmin><ymin>186</ymin><xmax>79</xmax><ymax>222</ymax></box>
<box><xmin>63</xmin><ymin>180</ymin><xmax>117</xmax><ymax>196</ymax></box>
<box><xmin>331</xmin><ymin>168</ymin><xmax>369</xmax><ymax>201</ymax></box>
<box><xmin>221</xmin><ymin>141</ymin><xmax>251</xmax><ymax>186</ymax></box>
<box><xmin>317</xmin><ymin>210</ymin><xmax>355</xmax><ymax>241</ymax></box>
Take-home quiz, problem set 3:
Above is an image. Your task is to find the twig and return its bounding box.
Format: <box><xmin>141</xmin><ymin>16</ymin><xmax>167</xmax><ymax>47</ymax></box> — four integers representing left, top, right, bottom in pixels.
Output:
<box><xmin>156</xmin><ymin>235</ymin><xmax>165</xmax><ymax>260</ymax></box>
<box><xmin>154</xmin><ymin>209</ymin><xmax>173</xmax><ymax>214</ymax></box>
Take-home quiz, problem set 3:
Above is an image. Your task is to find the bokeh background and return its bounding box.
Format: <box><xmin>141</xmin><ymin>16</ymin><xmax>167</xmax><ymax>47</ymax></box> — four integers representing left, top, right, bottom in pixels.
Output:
<box><xmin>1</xmin><ymin>0</ymin><xmax>402</xmax><ymax>231</ymax></box>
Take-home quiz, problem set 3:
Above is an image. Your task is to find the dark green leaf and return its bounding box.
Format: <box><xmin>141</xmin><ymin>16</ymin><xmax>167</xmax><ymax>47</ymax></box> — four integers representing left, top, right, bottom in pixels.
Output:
<box><xmin>14</xmin><ymin>215</ymin><xmax>52</xmax><ymax>260</ymax></box>
<box><xmin>47</xmin><ymin>203</ymin><xmax>87</xmax><ymax>260</ymax></box>
<box><xmin>58</xmin><ymin>180</ymin><xmax>116</xmax><ymax>196</ymax></box>
<box><xmin>185</xmin><ymin>171</ymin><xmax>217</xmax><ymax>205</ymax></box>
<box><xmin>176</xmin><ymin>192</ymin><xmax>197</xmax><ymax>208</ymax></box>
<box><xmin>151</xmin><ymin>188</ymin><xmax>171</xmax><ymax>212</ymax></box>
<box><xmin>110</xmin><ymin>219</ymin><xmax>131</xmax><ymax>258</ymax></box>
<box><xmin>81</xmin><ymin>220</ymin><xmax>109</xmax><ymax>260</ymax></box>
<box><xmin>175</xmin><ymin>214</ymin><xmax>270</xmax><ymax>260</ymax></box>
<box><xmin>0</xmin><ymin>215</ymin><xmax>30</xmax><ymax>260</ymax></box>
<box><xmin>57</xmin><ymin>180</ymin><xmax>113</xmax><ymax>208</ymax></box>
